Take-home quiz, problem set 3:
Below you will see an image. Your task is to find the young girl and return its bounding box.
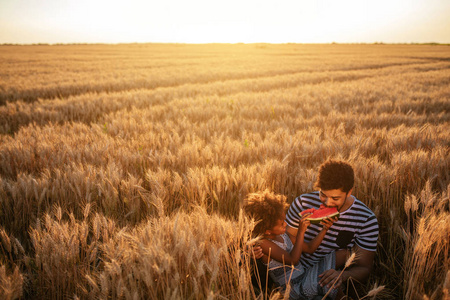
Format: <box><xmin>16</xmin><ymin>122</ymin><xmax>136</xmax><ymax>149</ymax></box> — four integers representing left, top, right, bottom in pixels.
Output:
<box><xmin>244</xmin><ymin>190</ymin><xmax>337</xmax><ymax>299</ymax></box>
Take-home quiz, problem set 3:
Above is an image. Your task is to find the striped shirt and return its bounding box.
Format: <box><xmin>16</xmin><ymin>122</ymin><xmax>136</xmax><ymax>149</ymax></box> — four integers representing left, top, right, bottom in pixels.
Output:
<box><xmin>286</xmin><ymin>191</ymin><xmax>379</xmax><ymax>269</ymax></box>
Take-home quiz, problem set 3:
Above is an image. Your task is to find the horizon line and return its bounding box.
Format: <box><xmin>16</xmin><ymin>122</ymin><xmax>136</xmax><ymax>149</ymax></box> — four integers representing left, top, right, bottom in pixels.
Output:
<box><xmin>1</xmin><ymin>41</ymin><xmax>449</xmax><ymax>46</ymax></box>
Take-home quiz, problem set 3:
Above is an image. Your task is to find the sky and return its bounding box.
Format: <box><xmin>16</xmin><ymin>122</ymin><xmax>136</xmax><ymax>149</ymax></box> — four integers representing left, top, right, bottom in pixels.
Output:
<box><xmin>0</xmin><ymin>0</ymin><xmax>449</xmax><ymax>44</ymax></box>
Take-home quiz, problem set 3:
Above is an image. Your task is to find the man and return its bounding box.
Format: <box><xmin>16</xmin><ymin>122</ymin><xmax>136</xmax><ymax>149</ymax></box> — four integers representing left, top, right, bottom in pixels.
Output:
<box><xmin>285</xmin><ymin>160</ymin><xmax>379</xmax><ymax>298</ymax></box>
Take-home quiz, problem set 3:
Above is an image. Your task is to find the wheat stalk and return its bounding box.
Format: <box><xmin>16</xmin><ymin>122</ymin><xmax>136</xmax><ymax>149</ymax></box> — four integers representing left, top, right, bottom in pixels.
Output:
<box><xmin>321</xmin><ymin>253</ymin><xmax>356</xmax><ymax>300</ymax></box>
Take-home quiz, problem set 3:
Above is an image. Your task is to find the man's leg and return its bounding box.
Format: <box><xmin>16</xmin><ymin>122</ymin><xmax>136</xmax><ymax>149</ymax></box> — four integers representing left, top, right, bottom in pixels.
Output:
<box><xmin>300</xmin><ymin>252</ymin><xmax>338</xmax><ymax>299</ymax></box>
<box><xmin>334</xmin><ymin>249</ymin><xmax>353</xmax><ymax>299</ymax></box>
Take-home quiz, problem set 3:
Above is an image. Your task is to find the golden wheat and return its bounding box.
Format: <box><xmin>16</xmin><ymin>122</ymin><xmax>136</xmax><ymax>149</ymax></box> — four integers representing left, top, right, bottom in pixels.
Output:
<box><xmin>0</xmin><ymin>43</ymin><xmax>448</xmax><ymax>299</ymax></box>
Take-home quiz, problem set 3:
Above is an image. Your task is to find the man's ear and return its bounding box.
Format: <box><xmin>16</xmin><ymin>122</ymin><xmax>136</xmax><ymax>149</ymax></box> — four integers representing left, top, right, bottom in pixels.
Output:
<box><xmin>347</xmin><ymin>188</ymin><xmax>353</xmax><ymax>196</ymax></box>
<box><xmin>264</xmin><ymin>229</ymin><xmax>272</xmax><ymax>235</ymax></box>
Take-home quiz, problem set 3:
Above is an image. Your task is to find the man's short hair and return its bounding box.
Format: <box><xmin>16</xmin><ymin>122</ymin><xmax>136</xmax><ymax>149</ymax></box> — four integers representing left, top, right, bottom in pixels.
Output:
<box><xmin>314</xmin><ymin>160</ymin><xmax>354</xmax><ymax>193</ymax></box>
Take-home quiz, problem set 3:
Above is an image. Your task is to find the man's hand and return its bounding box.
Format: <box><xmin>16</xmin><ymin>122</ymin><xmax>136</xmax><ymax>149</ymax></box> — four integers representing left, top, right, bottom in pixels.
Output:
<box><xmin>320</xmin><ymin>216</ymin><xmax>338</xmax><ymax>230</ymax></box>
<box><xmin>319</xmin><ymin>246</ymin><xmax>375</xmax><ymax>290</ymax></box>
<box><xmin>318</xmin><ymin>269</ymin><xmax>343</xmax><ymax>289</ymax></box>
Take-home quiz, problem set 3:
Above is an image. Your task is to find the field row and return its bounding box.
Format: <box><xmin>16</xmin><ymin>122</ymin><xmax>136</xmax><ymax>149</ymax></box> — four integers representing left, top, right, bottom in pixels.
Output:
<box><xmin>1</xmin><ymin>59</ymin><xmax>447</xmax><ymax>104</ymax></box>
<box><xmin>1</xmin><ymin>62</ymin><xmax>449</xmax><ymax>135</ymax></box>
<box><xmin>1</xmin><ymin>44</ymin><xmax>449</xmax><ymax>104</ymax></box>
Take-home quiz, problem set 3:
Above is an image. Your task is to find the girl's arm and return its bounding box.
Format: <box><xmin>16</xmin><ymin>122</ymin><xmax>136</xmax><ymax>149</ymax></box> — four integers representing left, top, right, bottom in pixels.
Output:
<box><xmin>259</xmin><ymin>219</ymin><xmax>310</xmax><ymax>265</ymax></box>
<box><xmin>302</xmin><ymin>217</ymin><xmax>337</xmax><ymax>253</ymax></box>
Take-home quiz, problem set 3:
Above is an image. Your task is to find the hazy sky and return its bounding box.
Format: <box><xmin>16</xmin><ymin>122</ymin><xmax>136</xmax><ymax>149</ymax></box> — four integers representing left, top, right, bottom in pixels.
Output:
<box><xmin>1</xmin><ymin>0</ymin><xmax>449</xmax><ymax>44</ymax></box>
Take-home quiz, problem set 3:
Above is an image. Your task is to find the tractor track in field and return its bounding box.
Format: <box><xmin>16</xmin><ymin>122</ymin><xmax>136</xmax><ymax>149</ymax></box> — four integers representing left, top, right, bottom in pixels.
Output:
<box><xmin>0</xmin><ymin>60</ymin><xmax>441</xmax><ymax>106</ymax></box>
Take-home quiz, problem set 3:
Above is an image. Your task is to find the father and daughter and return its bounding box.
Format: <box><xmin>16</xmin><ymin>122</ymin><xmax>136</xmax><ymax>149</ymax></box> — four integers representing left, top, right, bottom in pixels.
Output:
<box><xmin>243</xmin><ymin>160</ymin><xmax>379</xmax><ymax>299</ymax></box>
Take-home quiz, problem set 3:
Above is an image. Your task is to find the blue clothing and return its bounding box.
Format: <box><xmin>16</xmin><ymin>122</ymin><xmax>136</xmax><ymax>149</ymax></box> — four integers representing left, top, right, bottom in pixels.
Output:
<box><xmin>265</xmin><ymin>233</ymin><xmax>305</xmax><ymax>299</ymax></box>
<box><xmin>264</xmin><ymin>233</ymin><xmax>337</xmax><ymax>299</ymax></box>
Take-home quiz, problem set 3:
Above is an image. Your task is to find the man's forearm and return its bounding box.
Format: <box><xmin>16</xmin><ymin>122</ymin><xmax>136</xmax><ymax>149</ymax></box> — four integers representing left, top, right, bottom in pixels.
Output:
<box><xmin>341</xmin><ymin>265</ymin><xmax>372</xmax><ymax>283</ymax></box>
<box><xmin>341</xmin><ymin>246</ymin><xmax>375</xmax><ymax>283</ymax></box>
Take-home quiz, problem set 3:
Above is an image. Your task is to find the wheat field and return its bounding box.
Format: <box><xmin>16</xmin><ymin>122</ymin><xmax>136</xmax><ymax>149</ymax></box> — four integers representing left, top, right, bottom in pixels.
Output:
<box><xmin>0</xmin><ymin>43</ymin><xmax>449</xmax><ymax>299</ymax></box>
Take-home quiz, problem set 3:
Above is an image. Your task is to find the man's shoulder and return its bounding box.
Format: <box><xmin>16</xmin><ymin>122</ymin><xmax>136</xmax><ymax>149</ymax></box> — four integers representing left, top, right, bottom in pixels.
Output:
<box><xmin>299</xmin><ymin>191</ymin><xmax>320</xmax><ymax>200</ymax></box>
<box><xmin>351</xmin><ymin>197</ymin><xmax>377</xmax><ymax>220</ymax></box>
<box><xmin>286</xmin><ymin>191</ymin><xmax>320</xmax><ymax>224</ymax></box>
<box><xmin>296</xmin><ymin>191</ymin><xmax>321</xmax><ymax>207</ymax></box>
<box><xmin>288</xmin><ymin>192</ymin><xmax>321</xmax><ymax>211</ymax></box>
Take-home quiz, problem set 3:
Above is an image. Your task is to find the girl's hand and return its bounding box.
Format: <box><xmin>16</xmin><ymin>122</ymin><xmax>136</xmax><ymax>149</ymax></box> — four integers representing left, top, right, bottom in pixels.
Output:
<box><xmin>248</xmin><ymin>243</ymin><xmax>264</xmax><ymax>259</ymax></box>
<box><xmin>320</xmin><ymin>216</ymin><xmax>338</xmax><ymax>230</ymax></box>
<box><xmin>298</xmin><ymin>216</ymin><xmax>311</xmax><ymax>233</ymax></box>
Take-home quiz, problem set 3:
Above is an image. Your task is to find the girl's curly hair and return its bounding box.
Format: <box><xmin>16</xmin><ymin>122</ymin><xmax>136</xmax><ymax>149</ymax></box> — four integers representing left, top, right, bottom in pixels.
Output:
<box><xmin>243</xmin><ymin>190</ymin><xmax>288</xmax><ymax>236</ymax></box>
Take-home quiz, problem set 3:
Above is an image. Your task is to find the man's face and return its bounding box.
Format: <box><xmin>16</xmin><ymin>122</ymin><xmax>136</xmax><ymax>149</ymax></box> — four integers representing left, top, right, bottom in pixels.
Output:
<box><xmin>319</xmin><ymin>189</ymin><xmax>348</xmax><ymax>208</ymax></box>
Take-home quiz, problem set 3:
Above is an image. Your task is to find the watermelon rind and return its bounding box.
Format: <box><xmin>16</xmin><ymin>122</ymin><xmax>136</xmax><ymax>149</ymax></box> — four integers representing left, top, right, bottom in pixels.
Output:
<box><xmin>306</xmin><ymin>212</ymin><xmax>340</xmax><ymax>224</ymax></box>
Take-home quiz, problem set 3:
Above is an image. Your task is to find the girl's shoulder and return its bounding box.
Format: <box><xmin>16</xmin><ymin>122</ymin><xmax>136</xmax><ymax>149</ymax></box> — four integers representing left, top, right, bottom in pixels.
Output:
<box><xmin>260</xmin><ymin>234</ymin><xmax>288</xmax><ymax>249</ymax></box>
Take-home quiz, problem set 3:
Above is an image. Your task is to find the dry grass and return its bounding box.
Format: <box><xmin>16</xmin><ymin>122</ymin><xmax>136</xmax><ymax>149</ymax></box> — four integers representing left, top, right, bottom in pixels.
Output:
<box><xmin>0</xmin><ymin>43</ymin><xmax>449</xmax><ymax>299</ymax></box>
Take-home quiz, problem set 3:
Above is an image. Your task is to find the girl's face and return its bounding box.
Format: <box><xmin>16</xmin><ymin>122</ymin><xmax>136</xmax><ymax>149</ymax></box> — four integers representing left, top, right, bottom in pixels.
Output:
<box><xmin>266</xmin><ymin>213</ymin><xmax>287</xmax><ymax>236</ymax></box>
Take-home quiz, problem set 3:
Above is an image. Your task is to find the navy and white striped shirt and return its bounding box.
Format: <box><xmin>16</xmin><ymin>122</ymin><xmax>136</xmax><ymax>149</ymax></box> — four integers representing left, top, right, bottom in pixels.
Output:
<box><xmin>286</xmin><ymin>191</ymin><xmax>379</xmax><ymax>269</ymax></box>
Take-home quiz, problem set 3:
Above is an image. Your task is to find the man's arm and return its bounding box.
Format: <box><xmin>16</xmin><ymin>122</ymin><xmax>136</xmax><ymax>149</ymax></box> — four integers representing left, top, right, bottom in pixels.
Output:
<box><xmin>318</xmin><ymin>245</ymin><xmax>375</xmax><ymax>289</ymax></box>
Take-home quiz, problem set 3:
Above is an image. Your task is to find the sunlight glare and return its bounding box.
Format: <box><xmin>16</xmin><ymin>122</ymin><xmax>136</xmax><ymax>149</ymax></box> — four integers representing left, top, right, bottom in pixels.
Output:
<box><xmin>0</xmin><ymin>0</ymin><xmax>449</xmax><ymax>43</ymax></box>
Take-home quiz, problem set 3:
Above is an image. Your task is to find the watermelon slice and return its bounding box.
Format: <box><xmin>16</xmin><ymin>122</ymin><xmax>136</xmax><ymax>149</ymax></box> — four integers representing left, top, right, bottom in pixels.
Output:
<box><xmin>299</xmin><ymin>206</ymin><xmax>339</xmax><ymax>224</ymax></box>
<box><xmin>300</xmin><ymin>208</ymin><xmax>316</xmax><ymax>216</ymax></box>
